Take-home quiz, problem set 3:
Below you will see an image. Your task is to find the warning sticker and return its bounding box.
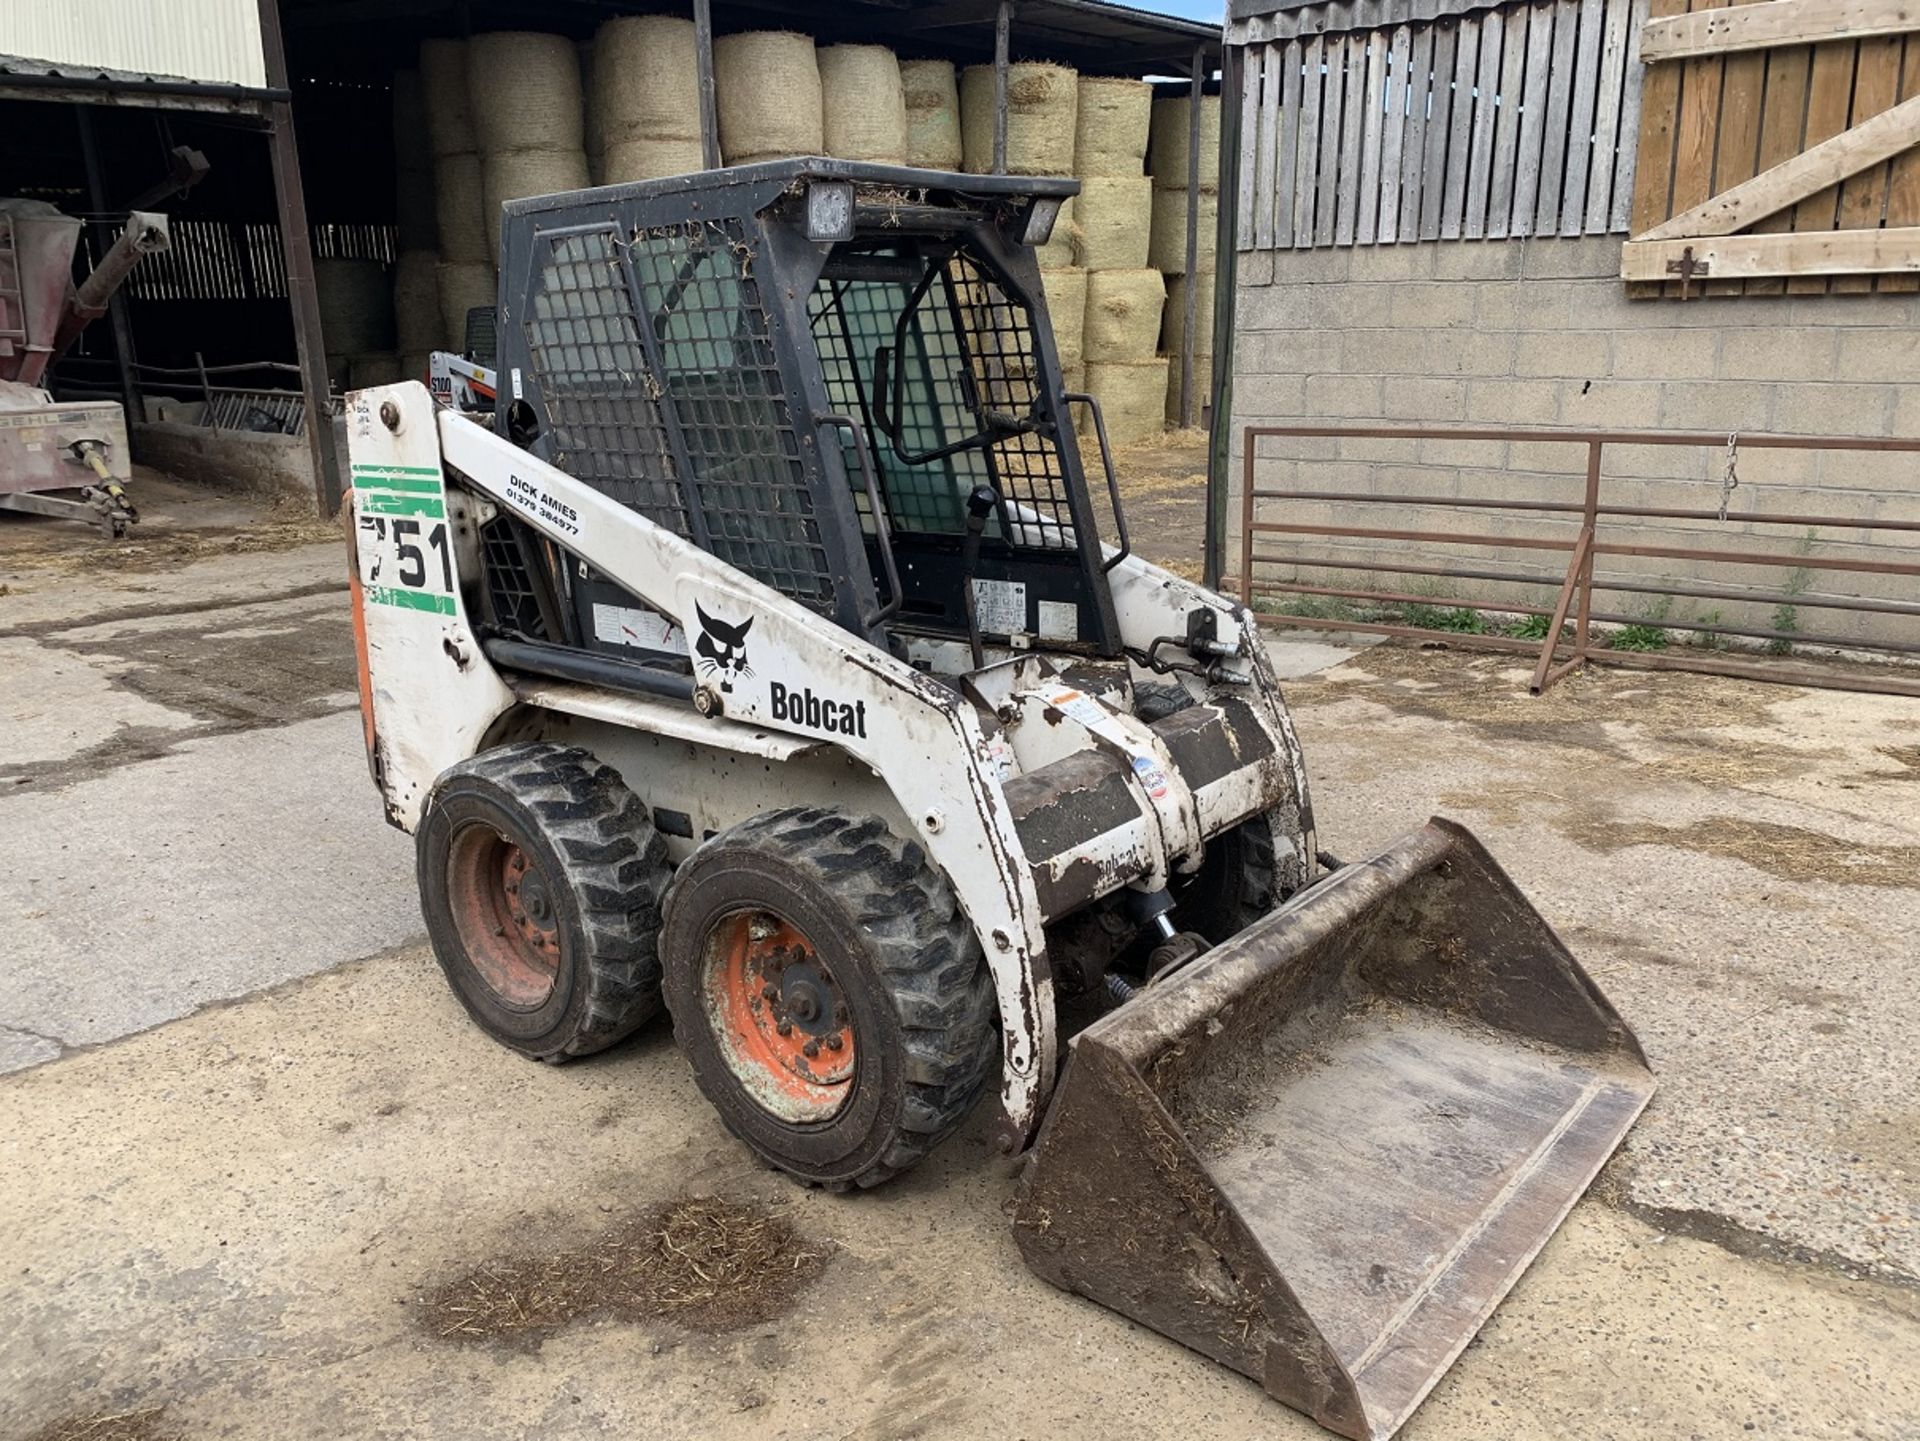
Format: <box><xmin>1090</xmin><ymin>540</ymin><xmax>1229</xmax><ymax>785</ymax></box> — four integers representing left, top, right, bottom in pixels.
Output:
<box><xmin>1047</xmin><ymin>688</ymin><xmax>1112</xmax><ymax>730</ymax></box>
<box><xmin>1036</xmin><ymin>599</ymin><xmax>1079</xmax><ymax>642</ymax></box>
<box><xmin>592</xmin><ymin>603</ymin><xmax>685</xmax><ymax>653</ymax></box>
<box><xmin>1131</xmin><ymin>754</ymin><xmax>1171</xmax><ymax>799</ymax></box>
<box><xmin>971</xmin><ymin>578</ymin><xmax>1027</xmax><ymax>635</ymax></box>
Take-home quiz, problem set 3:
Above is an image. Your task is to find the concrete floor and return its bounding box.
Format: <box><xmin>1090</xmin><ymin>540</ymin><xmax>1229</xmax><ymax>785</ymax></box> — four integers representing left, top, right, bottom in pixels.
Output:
<box><xmin>3</xmin><ymin>485</ymin><xmax>1917</xmax><ymax>1441</ymax></box>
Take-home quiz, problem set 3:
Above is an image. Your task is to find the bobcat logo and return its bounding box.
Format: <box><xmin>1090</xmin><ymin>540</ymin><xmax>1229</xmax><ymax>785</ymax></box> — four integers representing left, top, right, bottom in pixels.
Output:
<box><xmin>695</xmin><ymin>602</ymin><xmax>754</xmax><ymax>693</ymax></box>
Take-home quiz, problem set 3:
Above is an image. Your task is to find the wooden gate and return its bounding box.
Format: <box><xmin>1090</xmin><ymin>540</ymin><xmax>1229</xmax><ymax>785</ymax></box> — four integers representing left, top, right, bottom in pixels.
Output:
<box><xmin>1624</xmin><ymin>0</ymin><xmax>1920</xmax><ymax>295</ymax></box>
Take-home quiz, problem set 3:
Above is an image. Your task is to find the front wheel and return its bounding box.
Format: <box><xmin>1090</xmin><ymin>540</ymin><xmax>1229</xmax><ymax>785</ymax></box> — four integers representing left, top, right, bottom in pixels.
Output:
<box><xmin>660</xmin><ymin>808</ymin><xmax>996</xmax><ymax>1191</ymax></box>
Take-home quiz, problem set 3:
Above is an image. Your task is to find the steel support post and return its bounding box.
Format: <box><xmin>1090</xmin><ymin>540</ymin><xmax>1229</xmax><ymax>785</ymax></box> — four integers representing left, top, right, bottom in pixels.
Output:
<box><xmin>257</xmin><ymin>0</ymin><xmax>341</xmax><ymax>515</ymax></box>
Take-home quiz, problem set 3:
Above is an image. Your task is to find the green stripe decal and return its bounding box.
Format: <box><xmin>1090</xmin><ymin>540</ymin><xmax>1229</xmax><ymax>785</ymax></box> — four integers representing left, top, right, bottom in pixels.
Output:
<box><xmin>351</xmin><ymin>462</ymin><xmax>441</xmax><ymax>478</ymax></box>
<box><xmin>358</xmin><ymin>492</ymin><xmax>446</xmax><ymax>517</ymax></box>
<box><xmin>352</xmin><ymin>472</ymin><xmax>441</xmax><ymax>495</ymax></box>
<box><xmin>365</xmin><ymin>586</ymin><xmax>455</xmax><ymax>615</ymax></box>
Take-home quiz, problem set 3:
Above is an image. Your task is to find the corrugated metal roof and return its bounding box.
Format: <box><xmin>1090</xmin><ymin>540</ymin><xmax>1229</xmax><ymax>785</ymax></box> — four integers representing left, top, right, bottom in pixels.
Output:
<box><xmin>0</xmin><ymin>1</ymin><xmax>265</xmax><ymax>90</ymax></box>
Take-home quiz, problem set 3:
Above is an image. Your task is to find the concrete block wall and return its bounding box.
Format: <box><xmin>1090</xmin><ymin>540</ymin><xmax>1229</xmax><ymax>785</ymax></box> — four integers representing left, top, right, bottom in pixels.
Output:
<box><xmin>1227</xmin><ymin>236</ymin><xmax>1920</xmax><ymax>647</ymax></box>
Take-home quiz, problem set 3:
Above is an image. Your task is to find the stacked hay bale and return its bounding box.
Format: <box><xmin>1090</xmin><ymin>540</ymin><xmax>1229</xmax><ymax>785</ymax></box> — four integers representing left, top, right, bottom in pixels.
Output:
<box><xmin>580</xmin><ymin>39</ymin><xmax>602</xmax><ymax>185</ymax></box>
<box><xmin>1040</xmin><ymin>267</ymin><xmax>1087</xmax><ymax>395</ymax></box>
<box><xmin>593</xmin><ymin>16</ymin><xmax>704</xmax><ymax>183</ymax></box>
<box><xmin>391</xmin><ymin>69</ymin><xmax>437</xmax><ymax>254</ymax></box>
<box><xmin>422</xmin><ymin>38</ymin><xmax>489</xmax><ymax>354</ymax></box>
<box><xmin>435</xmin><ymin>261</ymin><xmax>495</xmax><ymax>357</ymax></box>
<box><xmin>470</xmin><ymin>32</ymin><xmax>590</xmax><ymax>253</ymax></box>
<box><xmin>393</xmin><ymin>249</ymin><xmax>442</xmax><ymax>382</ymax></box>
<box><xmin>389</xmin><ymin>66</ymin><xmax>439</xmax><ymax>372</ymax></box>
<box><xmin>316</xmin><ymin>259</ymin><xmax>395</xmax><ymax>391</ymax></box>
<box><xmin>1071</xmin><ymin>76</ymin><xmax>1161</xmax><ymax>448</ymax></box>
<box><xmin>952</xmin><ymin>63</ymin><xmax>1080</xmax><ymax>404</ymax></box>
<box><xmin>959</xmin><ymin>62</ymin><xmax>1076</xmax><ymax>176</ymax></box>
<box><xmin>820</xmin><ymin>45</ymin><xmax>907</xmax><ymax>163</ymax></box>
<box><xmin>1148</xmin><ymin>93</ymin><xmax>1221</xmax><ymax>425</ymax></box>
<box><xmin>715</xmin><ymin>31</ymin><xmax>823</xmax><ymax>165</ymax></box>
<box><xmin>902</xmin><ymin>60</ymin><xmax>961</xmax><ymax>169</ymax></box>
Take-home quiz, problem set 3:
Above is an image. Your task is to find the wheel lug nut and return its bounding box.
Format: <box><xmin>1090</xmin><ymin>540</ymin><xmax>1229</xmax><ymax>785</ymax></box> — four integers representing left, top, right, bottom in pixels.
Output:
<box><xmin>776</xmin><ymin>1021</ymin><xmax>792</xmax><ymax>1037</ymax></box>
<box><xmin>825</xmin><ymin>1034</ymin><xmax>843</xmax><ymax>1052</ymax></box>
<box><xmin>802</xmin><ymin>1039</ymin><xmax>820</xmax><ymax>1058</ymax></box>
<box><xmin>761</xmin><ymin>983</ymin><xmax>778</xmax><ymax>1001</ymax></box>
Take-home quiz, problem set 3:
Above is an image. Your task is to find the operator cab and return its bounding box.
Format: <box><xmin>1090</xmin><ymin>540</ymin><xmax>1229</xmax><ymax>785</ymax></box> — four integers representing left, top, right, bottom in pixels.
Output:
<box><xmin>485</xmin><ymin>159</ymin><xmax>1120</xmax><ymax>684</ymax></box>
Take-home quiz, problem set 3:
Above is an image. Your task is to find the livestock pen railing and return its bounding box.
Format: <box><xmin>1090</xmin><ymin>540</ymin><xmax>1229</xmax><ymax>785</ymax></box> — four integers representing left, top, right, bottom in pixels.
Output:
<box><xmin>1236</xmin><ymin>423</ymin><xmax>1920</xmax><ymax>696</ymax></box>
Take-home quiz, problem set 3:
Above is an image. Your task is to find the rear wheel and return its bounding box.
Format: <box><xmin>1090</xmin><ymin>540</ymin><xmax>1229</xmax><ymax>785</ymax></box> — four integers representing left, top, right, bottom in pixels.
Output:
<box><xmin>661</xmin><ymin>807</ymin><xmax>996</xmax><ymax>1190</ymax></box>
<box><xmin>417</xmin><ymin>743</ymin><xmax>669</xmax><ymax>1060</ymax></box>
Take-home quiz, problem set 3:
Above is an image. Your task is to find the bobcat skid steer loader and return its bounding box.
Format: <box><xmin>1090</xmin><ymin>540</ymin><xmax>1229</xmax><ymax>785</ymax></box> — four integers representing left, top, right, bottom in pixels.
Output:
<box><xmin>344</xmin><ymin>159</ymin><xmax>1653</xmax><ymax>1441</ymax></box>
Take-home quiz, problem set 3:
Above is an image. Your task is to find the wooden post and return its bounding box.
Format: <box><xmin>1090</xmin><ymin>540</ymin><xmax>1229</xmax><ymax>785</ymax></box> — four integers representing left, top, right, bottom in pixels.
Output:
<box><xmin>694</xmin><ymin>0</ymin><xmax>721</xmax><ymax>171</ymax></box>
<box><xmin>256</xmin><ymin>0</ymin><xmax>341</xmax><ymax>516</ymax></box>
<box><xmin>73</xmin><ymin>105</ymin><xmax>143</xmax><ymax>433</ymax></box>
<box><xmin>1181</xmin><ymin>48</ymin><xmax>1203</xmax><ymax>429</ymax></box>
<box><xmin>993</xmin><ymin>0</ymin><xmax>1012</xmax><ymax>175</ymax></box>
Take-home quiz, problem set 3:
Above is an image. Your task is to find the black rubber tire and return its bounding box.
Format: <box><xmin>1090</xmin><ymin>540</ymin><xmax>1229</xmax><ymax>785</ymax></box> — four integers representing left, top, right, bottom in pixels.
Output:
<box><xmin>1131</xmin><ymin>680</ymin><xmax>1195</xmax><ymax>724</ymax></box>
<box><xmin>1134</xmin><ymin>682</ymin><xmax>1307</xmax><ymax>943</ymax></box>
<box><xmin>417</xmin><ymin>742</ymin><xmax>669</xmax><ymax>1061</ymax></box>
<box><xmin>1175</xmin><ymin>812</ymin><xmax>1288</xmax><ymax>944</ymax></box>
<box><xmin>660</xmin><ymin>807</ymin><xmax>996</xmax><ymax>1191</ymax></box>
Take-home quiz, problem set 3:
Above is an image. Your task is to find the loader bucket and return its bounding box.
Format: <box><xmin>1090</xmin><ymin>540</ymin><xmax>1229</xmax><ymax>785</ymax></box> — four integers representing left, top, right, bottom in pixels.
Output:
<box><xmin>1013</xmin><ymin>818</ymin><xmax>1653</xmax><ymax>1441</ymax></box>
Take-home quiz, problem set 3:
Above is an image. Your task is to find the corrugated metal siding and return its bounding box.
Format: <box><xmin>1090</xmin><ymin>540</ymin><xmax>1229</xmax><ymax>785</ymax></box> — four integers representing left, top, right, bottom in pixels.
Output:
<box><xmin>0</xmin><ymin>1</ymin><xmax>266</xmax><ymax>90</ymax></box>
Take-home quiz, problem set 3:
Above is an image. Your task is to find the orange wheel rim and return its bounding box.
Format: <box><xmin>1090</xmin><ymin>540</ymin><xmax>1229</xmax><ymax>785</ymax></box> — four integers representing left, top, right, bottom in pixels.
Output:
<box><xmin>700</xmin><ymin>909</ymin><xmax>854</xmax><ymax>1124</ymax></box>
<box><xmin>446</xmin><ymin>823</ymin><xmax>562</xmax><ymax>1009</ymax></box>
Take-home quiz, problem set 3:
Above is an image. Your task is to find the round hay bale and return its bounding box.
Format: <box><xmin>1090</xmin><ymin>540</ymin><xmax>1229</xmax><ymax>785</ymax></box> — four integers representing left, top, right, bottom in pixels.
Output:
<box><xmin>819</xmin><ymin>45</ymin><xmax>907</xmax><ymax>163</ymax></box>
<box><xmin>1035</xmin><ymin>196</ymin><xmax>1076</xmax><ymax>269</ymax></box>
<box><xmin>1083</xmin><ymin>269</ymin><xmax>1165</xmax><ymax>363</ymax></box>
<box><xmin>959</xmin><ymin>63</ymin><xmax>1077</xmax><ymax>176</ymax></box>
<box><xmin>467</xmin><ymin>32</ymin><xmax>583</xmax><ymax>156</ymax></box>
<box><xmin>593</xmin><ymin>16</ymin><xmax>700</xmax><ymax>145</ymax></box>
<box><xmin>482</xmin><ymin>149</ymin><xmax>591</xmax><ymax>240</ymax></box>
<box><xmin>315</xmin><ymin>259</ymin><xmax>395</xmax><ymax>356</ymax></box>
<box><xmin>603</xmin><ymin>136</ymin><xmax>706</xmax><ymax>184</ymax></box>
<box><xmin>1073</xmin><ymin>76</ymin><xmax>1150</xmax><ymax>178</ymax></box>
<box><xmin>1040</xmin><ymin>267</ymin><xmax>1087</xmax><ymax>368</ymax></box>
<box><xmin>1085</xmin><ymin>359</ymin><xmax>1169</xmax><ymax>448</ymax></box>
<box><xmin>1148</xmin><ymin>186</ymin><xmax>1218</xmax><ymax>273</ymax></box>
<box><xmin>394</xmin><ymin>69</ymin><xmax>438</xmax><ymax>249</ymax></box>
<box><xmin>394</xmin><ymin>250</ymin><xmax>443</xmax><ymax>353</ymax></box>
<box><xmin>902</xmin><ymin>59</ymin><xmax>961</xmax><ymax>169</ymax></box>
<box><xmin>1165</xmin><ymin>354</ymin><xmax>1213</xmax><ymax>426</ymax></box>
<box><xmin>420</xmin><ymin>39</ymin><xmax>475</xmax><ymax>158</ymax></box>
<box><xmin>716</xmin><ymin>31</ymin><xmax>823</xmax><ymax>164</ymax></box>
<box><xmin>396</xmin><ymin>171</ymin><xmax>438</xmax><ymax>252</ymax></box>
<box><xmin>1148</xmin><ymin>94</ymin><xmax>1222</xmax><ymax>191</ymax></box>
<box><xmin>1159</xmin><ymin>271</ymin><xmax>1217</xmax><ymax>359</ymax></box>
<box><xmin>1073</xmin><ymin>177</ymin><xmax>1151</xmax><ymax>270</ymax></box>
<box><xmin>436</xmin><ymin>262</ymin><xmax>495</xmax><ymax>353</ymax></box>
<box><xmin>434</xmin><ymin>151</ymin><xmax>489</xmax><ymax>264</ymax></box>
<box><xmin>349</xmin><ymin>353</ymin><xmax>404</xmax><ymax>389</ymax></box>
<box><xmin>580</xmin><ymin>39</ymin><xmax>602</xmax><ymax>178</ymax></box>
<box><xmin>393</xmin><ymin>70</ymin><xmax>432</xmax><ymax>176</ymax></box>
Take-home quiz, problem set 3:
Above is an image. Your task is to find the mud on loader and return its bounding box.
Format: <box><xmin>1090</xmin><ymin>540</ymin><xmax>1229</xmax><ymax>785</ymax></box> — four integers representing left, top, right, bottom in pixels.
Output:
<box><xmin>345</xmin><ymin>160</ymin><xmax>1653</xmax><ymax>1440</ymax></box>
